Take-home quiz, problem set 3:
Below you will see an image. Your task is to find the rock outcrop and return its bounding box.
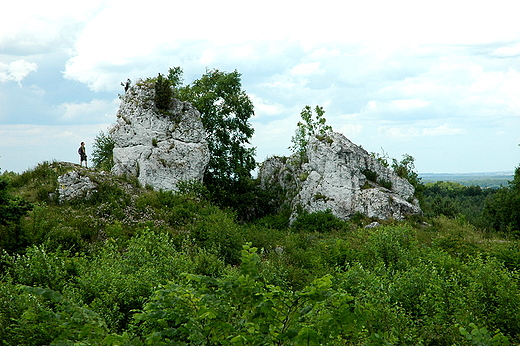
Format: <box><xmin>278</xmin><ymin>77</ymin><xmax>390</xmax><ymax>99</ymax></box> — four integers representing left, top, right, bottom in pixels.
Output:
<box><xmin>110</xmin><ymin>80</ymin><xmax>210</xmax><ymax>190</ymax></box>
<box><xmin>259</xmin><ymin>132</ymin><xmax>422</xmax><ymax>221</ymax></box>
<box><xmin>55</xmin><ymin>166</ymin><xmax>142</xmax><ymax>203</ymax></box>
<box><xmin>57</xmin><ymin>170</ymin><xmax>98</xmax><ymax>203</ymax></box>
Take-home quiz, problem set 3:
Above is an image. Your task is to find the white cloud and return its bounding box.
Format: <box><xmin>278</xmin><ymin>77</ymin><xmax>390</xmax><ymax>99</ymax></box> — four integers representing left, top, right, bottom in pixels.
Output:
<box><xmin>60</xmin><ymin>0</ymin><xmax>520</xmax><ymax>92</ymax></box>
<box><xmin>390</xmin><ymin>99</ymin><xmax>432</xmax><ymax>110</ymax></box>
<box><xmin>290</xmin><ymin>62</ymin><xmax>323</xmax><ymax>76</ymax></box>
<box><xmin>379</xmin><ymin>124</ymin><xmax>465</xmax><ymax>139</ymax></box>
<box><xmin>336</xmin><ymin>124</ymin><xmax>363</xmax><ymax>138</ymax></box>
<box><xmin>422</xmin><ymin>125</ymin><xmax>465</xmax><ymax>136</ymax></box>
<box><xmin>251</xmin><ymin>118</ymin><xmax>295</xmax><ymax>160</ymax></box>
<box><xmin>0</xmin><ymin>60</ymin><xmax>38</xmax><ymax>84</ymax></box>
<box><xmin>250</xmin><ymin>95</ymin><xmax>284</xmax><ymax>118</ymax></box>
<box><xmin>0</xmin><ymin>1</ymin><xmax>103</xmax><ymax>54</ymax></box>
<box><xmin>492</xmin><ymin>44</ymin><xmax>520</xmax><ymax>58</ymax></box>
<box><xmin>58</xmin><ymin>98</ymin><xmax>119</xmax><ymax>123</ymax></box>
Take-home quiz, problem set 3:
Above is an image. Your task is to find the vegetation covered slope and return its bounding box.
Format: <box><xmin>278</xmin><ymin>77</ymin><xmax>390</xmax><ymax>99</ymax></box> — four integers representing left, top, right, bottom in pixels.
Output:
<box><xmin>1</xmin><ymin>161</ymin><xmax>520</xmax><ymax>345</ymax></box>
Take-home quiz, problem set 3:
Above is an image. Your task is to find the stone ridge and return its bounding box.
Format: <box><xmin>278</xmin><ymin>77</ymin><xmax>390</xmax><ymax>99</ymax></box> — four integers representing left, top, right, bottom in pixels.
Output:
<box><xmin>110</xmin><ymin>80</ymin><xmax>210</xmax><ymax>191</ymax></box>
<box><xmin>259</xmin><ymin>131</ymin><xmax>422</xmax><ymax>221</ymax></box>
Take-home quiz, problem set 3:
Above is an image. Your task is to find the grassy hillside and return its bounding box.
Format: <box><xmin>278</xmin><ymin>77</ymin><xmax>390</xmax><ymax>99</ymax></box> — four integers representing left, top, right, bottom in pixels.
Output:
<box><xmin>1</xmin><ymin>162</ymin><xmax>519</xmax><ymax>345</ymax></box>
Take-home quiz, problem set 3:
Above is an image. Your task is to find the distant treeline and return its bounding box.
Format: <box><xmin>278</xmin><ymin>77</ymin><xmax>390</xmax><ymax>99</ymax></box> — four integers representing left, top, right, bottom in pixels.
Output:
<box><xmin>420</xmin><ymin>172</ymin><xmax>514</xmax><ymax>188</ymax></box>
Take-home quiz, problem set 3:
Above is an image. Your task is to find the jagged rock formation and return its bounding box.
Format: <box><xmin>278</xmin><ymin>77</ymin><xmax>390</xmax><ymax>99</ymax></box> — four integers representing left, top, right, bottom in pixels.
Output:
<box><xmin>259</xmin><ymin>132</ymin><xmax>422</xmax><ymax>221</ymax></box>
<box><xmin>110</xmin><ymin>80</ymin><xmax>210</xmax><ymax>190</ymax></box>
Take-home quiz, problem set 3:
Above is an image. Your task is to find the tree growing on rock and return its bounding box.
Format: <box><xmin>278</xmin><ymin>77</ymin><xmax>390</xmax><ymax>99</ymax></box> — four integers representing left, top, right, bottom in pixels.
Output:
<box><xmin>154</xmin><ymin>73</ymin><xmax>173</xmax><ymax>112</ymax></box>
<box><xmin>289</xmin><ymin>105</ymin><xmax>332</xmax><ymax>160</ymax></box>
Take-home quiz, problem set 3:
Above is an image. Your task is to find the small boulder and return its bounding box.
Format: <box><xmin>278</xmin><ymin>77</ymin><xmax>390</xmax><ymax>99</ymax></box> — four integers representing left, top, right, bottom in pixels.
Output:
<box><xmin>57</xmin><ymin>170</ymin><xmax>97</xmax><ymax>203</ymax></box>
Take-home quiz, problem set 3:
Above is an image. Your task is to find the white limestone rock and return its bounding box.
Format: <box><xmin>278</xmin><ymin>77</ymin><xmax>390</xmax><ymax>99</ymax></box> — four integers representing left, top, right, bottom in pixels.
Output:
<box><xmin>57</xmin><ymin>170</ymin><xmax>97</xmax><ymax>203</ymax></box>
<box><xmin>259</xmin><ymin>132</ymin><xmax>422</xmax><ymax>221</ymax></box>
<box><xmin>110</xmin><ymin>80</ymin><xmax>210</xmax><ymax>190</ymax></box>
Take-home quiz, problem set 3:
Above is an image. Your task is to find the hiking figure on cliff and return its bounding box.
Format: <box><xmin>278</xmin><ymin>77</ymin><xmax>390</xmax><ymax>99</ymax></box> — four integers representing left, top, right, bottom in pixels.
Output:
<box><xmin>121</xmin><ymin>78</ymin><xmax>131</xmax><ymax>92</ymax></box>
<box><xmin>78</xmin><ymin>142</ymin><xmax>88</xmax><ymax>167</ymax></box>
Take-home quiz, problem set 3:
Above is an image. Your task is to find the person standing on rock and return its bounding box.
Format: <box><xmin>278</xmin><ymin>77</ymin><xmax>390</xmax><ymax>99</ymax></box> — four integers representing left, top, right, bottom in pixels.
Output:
<box><xmin>78</xmin><ymin>142</ymin><xmax>88</xmax><ymax>168</ymax></box>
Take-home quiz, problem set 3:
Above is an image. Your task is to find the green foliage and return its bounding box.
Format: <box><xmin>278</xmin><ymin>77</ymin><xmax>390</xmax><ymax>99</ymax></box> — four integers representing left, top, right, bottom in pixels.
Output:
<box><xmin>178</xmin><ymin>68</ymin><xmax>256</xmax><ymax>186</ymax></box>
<box><xmin>0</xmin><ymin>176</ymin><xmax>33</xmax><ymax>252</ymax></box>
<box><xmin>292</xmin><ymin>209</ymin><xmax>350</xmax><ymax>233</ymax></box>
<box><xmin>166</xmin><ymin>66</ymin><xmax>183</xmax><ymax>90</ymax></box>
<box><xmin>423</xmin><ymin>181</ymin><xmax>496</xmax><ymax>224</ymax></box>
<box><xmin>459</xmin><ymin>323</ymin><xmax>510</xmax><ymax>346</ymax></box>
<box><xmin>91</xmin><ymin>131</ymin><xmax>115</xmax><ymax>171</ymax></box>
<box><xmin>484</xmin><ymin>166</ymin><xmax>520</xmax><ymax>235</ymax></box>
<box><xmin>7</xmin><ymin>161</ymin><xmax>69</xmax><ymax>203</ymax></box>
<box><xmin>135</xmin><ymin>244</ymin><xmax>364</xmax><ymax>345</ymax></box>
<box><xmin>72</xmin><ymin>228</ymin><xmax>210</xmax><ymax>333</ymax></box>
<box><xmin>154</xmin><ymin>73</ymin><xmax>173</xmax><ymax>112</ymax></box>
<box><xmin>361</xmin><ymin>168</ymin><xmax>393</xmax><ymax>190</ymax></box>
<box><xmin>392</xmin><ymin>154</ymin><xmax>423</xmax><ymax>195</ymax></box>
<box><xmin>2</xmin><ymin>246</ymin><xmax>78</xmax><ymax>292</ymax></box>
<box><xmin>0</xmin><ymin>178</ymin><xmax>32</xmax><ymax>226</ymax></box>
<box><xmin>289</xmin><ymin>105</ymin><xmax>332</xmax><ymax>159</ymax></box>
<box><xmin>4</xmin><ymin>160</ymin><xmax>520</xmax><ymax>345</ymax></box>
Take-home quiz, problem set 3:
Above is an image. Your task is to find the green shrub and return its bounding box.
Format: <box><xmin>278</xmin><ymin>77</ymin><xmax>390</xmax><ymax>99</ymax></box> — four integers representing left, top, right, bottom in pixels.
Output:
<box><xmin>360</xmin><ymin>225</ymin><xmax>417</xmax><ymax>269</ymax></box>
<box><xmin>73</xmin><ymin>228</ymin><xmax>196</xmax><ymax>333</ymax></box>
<box><xmin>135</xmin><ymin>244</ymin><xmax>368</xmax><ymax>345</ymax></box>
<box><xmin>9</xmin><ymin>161</ymin><xmax>72</xmax><ymax>204</ymax></box>
<box><xmin>292</xmin><ymin>209</ymin><xmax>349</xmax><ymax>233</ymax></box>
<box><xmin>0</xmin><ymin>280</ymin><xmax>60</xmax><ymax>345</ymax></box>
<box><xmin>154</xmin><ymin>73</ymin><xmax>172</xmax><ymax>111</ymax></box>
<box><xmin>2</xmin><ymin>246</ymin><xmax>78</xmax><ymax>292</ymax></box>
<box><xmin>459</xmin><ymin>323</ymin><xmax>510</xmax><ymax>346</ymax></box>
<box><xmin>362</xmin><ymin>168</ymin><xmax>378</xmax><ymax>182</ymax></box>
<box><xmin>91</xmin><ymin>131</ymin><xmax>115</xmax><ymax>171</ymax></box>
<box><xmin>187</xmin><ymin>208</ymin><xmax>244</xmax><ymax>265</ymax></box>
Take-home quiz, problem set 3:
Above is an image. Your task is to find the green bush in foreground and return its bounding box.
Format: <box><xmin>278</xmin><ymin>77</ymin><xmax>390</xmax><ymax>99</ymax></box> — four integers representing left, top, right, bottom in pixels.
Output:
<box><xmin>3</xmin><ymin>234</ymin><xmax>519</xmax><ymax>345</ymax></box>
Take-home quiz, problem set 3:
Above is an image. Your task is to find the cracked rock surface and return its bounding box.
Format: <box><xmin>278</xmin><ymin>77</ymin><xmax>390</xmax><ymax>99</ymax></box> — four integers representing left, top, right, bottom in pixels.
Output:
<box><xmin>110</xmin><ymin>80</ymin><xmax>210</xmax><ymax>190</ymax></box>
<box><xmin>258</xmin><ymin>132</ymin><xmax>422</xmax><ymax>221</ymax></box>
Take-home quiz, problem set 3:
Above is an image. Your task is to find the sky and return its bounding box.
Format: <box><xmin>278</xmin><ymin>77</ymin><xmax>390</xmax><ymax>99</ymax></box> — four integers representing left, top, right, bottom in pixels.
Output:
<box><xmin>1</xmin><ymin>0</ymin><xmax>520</xmax><ymax>174</ymax></box>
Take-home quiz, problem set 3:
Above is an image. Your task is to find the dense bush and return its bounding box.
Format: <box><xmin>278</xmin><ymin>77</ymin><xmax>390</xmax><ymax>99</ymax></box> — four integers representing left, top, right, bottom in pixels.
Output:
<box><xmin>484</xmin><ymin>166</ymin><xmax>520</xmax><ymax>236</ymax></box>
<box><xmin>154</xmin><ymin>73</ymin><xmax>173</xmax><ymax>111</ymax></box>
<box><xmin>291</xmin><ymin>209</ymin><xmax>350</xmax><ymax>233</ymax></box>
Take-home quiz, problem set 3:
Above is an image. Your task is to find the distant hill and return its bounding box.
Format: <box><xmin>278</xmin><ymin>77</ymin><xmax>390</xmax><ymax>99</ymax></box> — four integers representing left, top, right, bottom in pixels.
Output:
<box><xmin>419</xmin><ymin>171</ymin><xmax>514</xmax><ymax>188</ymax></box>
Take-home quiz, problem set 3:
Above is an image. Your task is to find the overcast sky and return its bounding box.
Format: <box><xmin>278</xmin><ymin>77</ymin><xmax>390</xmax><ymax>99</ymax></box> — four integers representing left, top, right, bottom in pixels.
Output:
<box><xmin>1</xmin><ymin>0</ymin><xmax>520</xmax><ymax>174</ymax></box>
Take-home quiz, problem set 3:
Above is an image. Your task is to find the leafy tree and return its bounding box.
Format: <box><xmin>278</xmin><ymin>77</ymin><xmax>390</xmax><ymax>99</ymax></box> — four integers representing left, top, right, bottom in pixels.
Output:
<box><xmin>91</xmin><ymin>131</ymin><xmax>115</xmax><ymax>171</ymax></box>
<box><xmin>289</xmin><ymin>105</ymin><xmax>332</xmax><ymax>159</ymax></box>
<box><xmin>167</xmin><ymin>66</ymin><xmax>183</xmax><ymax>90</ymax></box>
<box><xmin>178</xmin><ymin>68</ymin><xmax>256</xmax><ymax>187</ymax></box>
<box><xmin>484</xmin><ymin>166</ymin><xmax>520</xmax><ymax>235</ymax></box>
<box><xmin>392</xmin><ymin>154</ymin><xmax>425</xmax><ymax>203</ymax></box>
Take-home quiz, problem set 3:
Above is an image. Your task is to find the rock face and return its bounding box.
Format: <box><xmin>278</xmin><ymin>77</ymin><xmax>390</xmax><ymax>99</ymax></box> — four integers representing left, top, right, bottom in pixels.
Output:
<box><xmin>57</xmin><ymin>170</ymin><xmax>97</xmax><ymax>203</ymax></box>
<box><xmin>259</xmin><ymin>132</ymin><xmax>422</xmax><ymax>221</ymax></box>
<box><xmin>110</xmin><ymin>80</ymin><xmax>210</xmax><ymax>190</ymax></box>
